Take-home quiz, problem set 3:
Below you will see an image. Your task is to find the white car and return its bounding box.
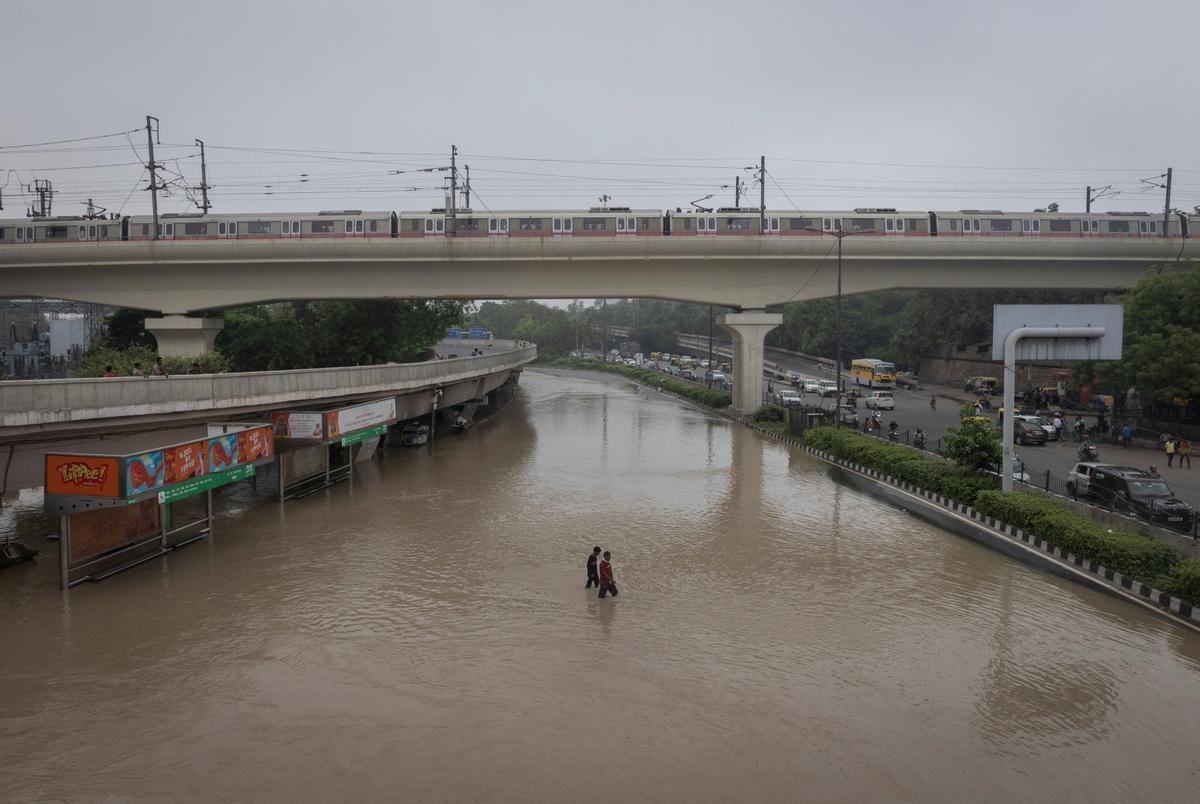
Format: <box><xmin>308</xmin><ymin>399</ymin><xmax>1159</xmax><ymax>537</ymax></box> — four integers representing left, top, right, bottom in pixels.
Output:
<box><xmin>1015</xmin><ymin>414</ymin><xmax>1057</xmax><ymax>441</ymax></box>
<box><xmin>802</xmin><ymin>379</ymin><xmax>823</xmax><ymax>394</ymax></box>
<box><xmin>865</xmin><ymin>391</ymin><xmax>895</xmax><ymax>410</ymax></box>
<box><xmin>709</xmin><ymin>371</ymin><xmax>726</xmax><ymax>383</ymax></box>
<box><xmin>774</xmin><ymin>390</ymin><xmax>802</xmax><ymax>408</ymax></box>
<box><xmin>819</xmin><ymin>381</ymin><xmax>839</xmax><ymax>397</ymax></box>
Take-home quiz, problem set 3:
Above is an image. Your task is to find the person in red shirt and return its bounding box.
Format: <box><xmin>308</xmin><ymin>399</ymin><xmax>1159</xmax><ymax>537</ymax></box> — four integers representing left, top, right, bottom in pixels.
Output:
<box><xmin>598</xmin><ymin>550</ymin><xmax>618</xmax><ymax>598</ymax></box>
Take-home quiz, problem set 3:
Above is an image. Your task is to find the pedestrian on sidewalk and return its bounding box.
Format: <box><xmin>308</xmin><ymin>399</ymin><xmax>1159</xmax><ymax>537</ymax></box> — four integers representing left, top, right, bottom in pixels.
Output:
<box><xmin>585</xmin><ymin>546</ymin><xmax>602</xmax><ymax>588</ymax></box>
<box><xmin>929</xmin><ymin>394</ymin><xmax>936</xmax><ymax>411</ymax></box>
<box><xmin>1166</xmin><ymin>437</ymin><xmax>1176</xmax><ymax>468</ymax></box>
<box><xmin>598</xmin><ymin>551</ymin><xmax>618</xmax><ymax>598</ymax></box>
<box><xmin>1179</xmin><ymin>438</ymin><xmax>1192</xmax><ymax>469</ymax></box>
<box><xmin>1121</xmin><ymin>423</ymin><xmax>1132</xmax><ymax>448</ymax></box>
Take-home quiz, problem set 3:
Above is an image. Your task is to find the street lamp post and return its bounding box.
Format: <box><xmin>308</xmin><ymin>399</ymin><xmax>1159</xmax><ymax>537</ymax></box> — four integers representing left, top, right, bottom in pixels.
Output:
<box><xmin>428</xmin><ymin>387</ymin><xmax>444</xmax><ymax>456</ymax></box>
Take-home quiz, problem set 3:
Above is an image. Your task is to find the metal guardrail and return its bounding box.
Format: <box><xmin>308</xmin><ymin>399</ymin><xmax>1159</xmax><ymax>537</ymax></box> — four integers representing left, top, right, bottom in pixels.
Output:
<box><xmin>0</xmin><ymin>344</ymin><xmax>537</xmax><ymax>430</ymax></box>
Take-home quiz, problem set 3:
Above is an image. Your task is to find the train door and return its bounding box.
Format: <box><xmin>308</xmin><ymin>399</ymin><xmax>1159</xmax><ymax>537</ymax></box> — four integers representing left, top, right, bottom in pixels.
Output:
<box><xmin>1081</xmin><ymin>218</ymin><xmax>1099</xmax><ymax>238</ymax></box>
<box><xmin>616</xmin><ymin>215</ymin><xmax>637</xmax><ymax>235</ymax></box>
<box><xmin>963</xmin><ymin>217</ymin><xmax>981</xmax><ymax>236</ymax></box>
<box><xmin>281</xmin><ymin>220</ymin><xmax>301</xmax><ymax>238</ymax></box>
<box><xmin>762</xmin><ymin>216</ymin><xmax>780</xmax><ymax>235</ymax></box>
<box><xmin>218</xmin><ymin>221</ymin><xmax>238</xmax><ymax>239</ymax></box>
<box><xmin>1021</xmin><ymin>219</ymin><xmax>1042</xmax><ymax>237</ymax></box>
<box><xmin>345</xmin><ymin>218</ymin><xmax>366</xmax><ymax>237</ymax></box>
<box><xmin>488</xmin><ymin>217</ymin><xmax>509</xmax><ymax>236</ymax></box>
<box><xmin>424</xmin><ymin>217</ymin><xmax>445</xmax><ymax>236</ymax></box>
<box><xmin>1137</xmin><ymin>219</ymin><xmax>1159</xmax><ymax>238</ymax></box>
<box><xmin>884</xmin><ymin>217</ymin><xmax>905</xmax><ymax>235</ymax></box>
<box><xmin>552</xmin><ymin>216</ymin><xmax>574</xmax><ymax>236</ymax></box>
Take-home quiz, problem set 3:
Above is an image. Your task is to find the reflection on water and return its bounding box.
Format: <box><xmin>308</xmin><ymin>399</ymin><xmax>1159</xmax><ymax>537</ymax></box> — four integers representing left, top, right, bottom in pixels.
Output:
<box><xmin>1</xmin><ymin>368</ymin><xmax>1199</xmax><ymax>802</ymax></box>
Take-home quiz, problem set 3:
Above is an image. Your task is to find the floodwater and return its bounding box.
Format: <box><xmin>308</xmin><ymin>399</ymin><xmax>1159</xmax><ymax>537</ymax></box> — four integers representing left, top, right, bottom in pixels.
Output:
<box><xmin>2</xmin><ymin>368</ymin><xmax>1199</xmax><ymax>802</ymax></box>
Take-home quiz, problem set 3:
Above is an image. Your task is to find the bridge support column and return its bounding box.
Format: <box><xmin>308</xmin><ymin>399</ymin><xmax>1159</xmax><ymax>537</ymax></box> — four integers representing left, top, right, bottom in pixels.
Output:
<box><xmin>145</xmin><ymin>315</ymin><xmax>224</xmax><ymax>358</ymax></box>
<box><xmin>718</xmin><ymin>310</ymin><xmax>782</xmax><ymax>413</ymax></box>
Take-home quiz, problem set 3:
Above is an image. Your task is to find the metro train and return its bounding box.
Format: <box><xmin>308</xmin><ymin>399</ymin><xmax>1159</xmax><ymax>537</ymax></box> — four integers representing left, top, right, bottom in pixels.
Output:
<box><xmin>0</xmin><ymin>206</ymin><xmax>1193</xmax><ymax>244</ymax></box>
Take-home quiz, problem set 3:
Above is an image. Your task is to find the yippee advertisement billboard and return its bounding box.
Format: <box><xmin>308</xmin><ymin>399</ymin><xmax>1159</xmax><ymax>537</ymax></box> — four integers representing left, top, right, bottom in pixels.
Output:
<box><xmin>45</xmin><ymin>455</ymin><xmax>121</xmax><ymax>498</ymax></box>
<box><xmin>125</xmin><ymin>450</ymin><xmax>167</xmax><ymax>496</ymax></box>
<box><xmin>164</xmin><ymin>442</ymin><xmax>207</xmax><ymax>485</ymax></box>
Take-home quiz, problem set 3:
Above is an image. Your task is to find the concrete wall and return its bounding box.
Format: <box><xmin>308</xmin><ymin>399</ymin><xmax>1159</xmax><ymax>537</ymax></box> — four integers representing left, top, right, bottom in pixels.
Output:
<box><xmin>918</xmin><ymin>354</ymin><xmax>1068</xmax><ymax>392</ymax></box>
<box><xmin>0</xmin><ymin>345</ymin><xmax>536</xmax><ymax>436</ymax></box>
<box><xmin>2</xmin><ymin>236</ymin><xmax>1193</xmax><ymax>313</ymax></box>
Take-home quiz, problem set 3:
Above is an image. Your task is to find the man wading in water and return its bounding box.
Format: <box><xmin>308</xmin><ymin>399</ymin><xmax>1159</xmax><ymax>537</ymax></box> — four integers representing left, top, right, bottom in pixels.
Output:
<box><xmin>586</xmin><ymin>546</ymin><xmax>601</xmax><ymax>589</ymax></box>
<box><xmin>598</xmin><ymin>551</ymin><xmax>618</xmax><ymax>598</ymax></box>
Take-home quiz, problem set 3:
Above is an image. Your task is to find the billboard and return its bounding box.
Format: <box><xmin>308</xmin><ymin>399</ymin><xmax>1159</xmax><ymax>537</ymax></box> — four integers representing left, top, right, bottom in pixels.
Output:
<box><xmin>208</xmin><ymin>434</ymin><xmax>240</xmax><ymax>473</ymax></box>
<box><xmin>992</xmin><ymin>305</ymin><xmax>1124</xmax><ymax>361</ymax></box>
<box><xmin>125</xmin><ymin>450</ymin><xmax>167</xmax><ymax>496</ymax></box>
<box><xmin>272</xmin><ymin>411</ymin><xmax>325</xmax><ymax>439</ymax></box>
<box><xmin>238</xmin><ymin>427</ymin><xmax>273</xmax><ymax>463</ymax></box>
<box><xmin>447</xmin><ymin>327</ymin><xmax>462</xmax><ymax>338</ymax></box>
<box><xmin>45</xmin><ymin>455</ymin><xmax>121</xmax><ymax>498</ymax></box>
<box><xmin>326</xmin><ymin>398</ymin><xmax>396</xmax><ymax>439</ymax></box>
<box><xmin>164</xmin><ymin>441</ymin><xmax>207</xmax><ymax>485</ymax></box>
<box><xmin>468</xmin><ymin>327</ymin><xmax>487</xmax><ymax>338</ymax></box>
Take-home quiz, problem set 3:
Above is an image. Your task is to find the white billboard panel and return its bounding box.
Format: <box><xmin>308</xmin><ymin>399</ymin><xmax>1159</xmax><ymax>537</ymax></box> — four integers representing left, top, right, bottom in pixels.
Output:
<box><xmin>992</xmin><ymin>304</ymin><xmax>1123</xmax><ymax>361</ymax></box>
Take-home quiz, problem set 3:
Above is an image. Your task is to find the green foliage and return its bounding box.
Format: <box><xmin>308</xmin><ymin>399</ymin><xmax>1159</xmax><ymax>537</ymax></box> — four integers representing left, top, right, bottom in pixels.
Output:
<box><xmin>99</xmin><ymin>308</ymin><xmax>156</xmax><ymax>350</ymax></box>
<box><xmin>751</xmin><ymin>405</ymin><xmax>785</xmax><ymax>423</ymax></box>
<box><xmin>1160</xmin><ymin>559</ymin><xmax>1200</xmax><ymax>604</ymax></box>
<box><xmin>973</xmin><ymin>490</ymin><xmax>1189</xmax><ymax>600</ymax></box>
<box><xmin>550</xmin><ymin>357</ymin><xmax>731</xmax><ymax>408</ymax></box>
<box><xmin>216</xmin><ymin>300</ymin><xmax>465</xmax><ymax>371</ymax></box>
<box><xmin>1079</xmin><ymin>261</ymin><xmax>1200</xmax><ymax>403</ymax></box>
<box><xmin>72</xmin><ymin>346</ymin><xmax>228</xmax><ymax>377</ymax></box>
<box><xmin>942</xmin><ymin>416</ymin><xmax>1002</xmax><ymax>472</ymax></box>
<box><xmin>801</xmin><ymin>426</ymin><xmax>996</xmax><ymax>506</ymax></box>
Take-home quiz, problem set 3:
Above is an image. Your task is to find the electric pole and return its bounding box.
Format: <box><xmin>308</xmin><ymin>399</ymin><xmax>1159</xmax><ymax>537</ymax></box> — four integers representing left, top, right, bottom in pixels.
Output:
<box><xmin>602</xmin><ymin>299</ymin><xmax>608</xmax><ymax>359</ymax></box>
<box><xmin>1162</xmin><ymin>167</ymin><xmax>1172</xmax><ymax>238</ymax></box>
<box><xmin>1086</xmin><ymin>186</ymin><xmax>1091</xmax><ymax>213</ymax></box>
<box><xmin>195</xmin><ymin>139</ymin><xmax>211</xmax><ymax>214</ymax></box>
<box><xmin>734</xmin><ymin>176</ymin><xmax>744</xmax><ymax>207</ymax></box>
<box><xmin>145</xmin><ymin>116</ymin><xmax>161</xmax><ymax>239</ymax></box>
<box><xmin>24</xmin><ymin>179</ymin><xmax>54</xmax><ymax>217</ymax></box>
<box><xmin>448</xmin><ymin>144</ymin><xmax>458</xmax><ymax>235</ymax></box>
<box><xmin>461</xmin><ymin>165</ymin><xmax>471</xmax><ymax>209</ymax></box>
<box><xmin>759</xmin><ymin>155</ymin><xmax>766</xmax><ymax>226</ymax></box>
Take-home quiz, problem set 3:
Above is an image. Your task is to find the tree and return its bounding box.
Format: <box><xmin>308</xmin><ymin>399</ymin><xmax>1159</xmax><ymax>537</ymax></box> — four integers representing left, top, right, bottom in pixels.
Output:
<box><xmin>942</xmin><ymin>405</ymin><xmax>1002</xmax><ymax>471</ymax></box>
<box><xmin>99</xmin><ymin>307</ymin><xmax>156</xmax><ymax>350</ymax></box>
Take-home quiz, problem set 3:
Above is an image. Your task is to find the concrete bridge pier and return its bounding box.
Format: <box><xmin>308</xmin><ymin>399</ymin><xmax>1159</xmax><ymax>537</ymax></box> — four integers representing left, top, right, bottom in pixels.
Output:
<box><xmin>718</xmin><ymin>310</ymin><xmax>783</xmax><ymax>413</ymax></box>
<box><xmin>145</xmin><ymin>315</ymin><xmax>225</xmax><ymax>358</ymax></box>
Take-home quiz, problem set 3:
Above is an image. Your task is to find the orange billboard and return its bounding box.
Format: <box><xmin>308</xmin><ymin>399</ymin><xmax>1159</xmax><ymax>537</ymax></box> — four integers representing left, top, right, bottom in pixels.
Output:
<box><xmin>237</xmin><ymin>426</ymin><xmax>274</xmax><ymax>463</ymax></box>
<box><xmin>164</xmin><ymin>441</ymin><xmax>207</xmax><ymax>485</ymax></box>
<box><xmin>45</xmin><ymin>454</ymin><xmax>121</xmax><ymax>498</ymax></box>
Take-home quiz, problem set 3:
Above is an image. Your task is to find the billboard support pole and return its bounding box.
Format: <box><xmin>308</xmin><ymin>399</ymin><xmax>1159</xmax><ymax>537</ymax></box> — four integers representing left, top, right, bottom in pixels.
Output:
<box><xmin>1002</xmin><ymin>326</ymin><xmax>1104</xmax><ymax>492</ymax></box>
<box><xmin>59</xmin><ymin>515</ymin><xmax>69</xmax><ymax>591</ymax></box>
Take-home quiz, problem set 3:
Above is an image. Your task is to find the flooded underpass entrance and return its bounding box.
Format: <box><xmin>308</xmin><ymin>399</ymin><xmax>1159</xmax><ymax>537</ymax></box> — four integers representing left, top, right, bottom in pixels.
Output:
<box><xmin>2</xmin><ymin>369</ymin><xmax>1199</xmax><ymax>801</ymax></box>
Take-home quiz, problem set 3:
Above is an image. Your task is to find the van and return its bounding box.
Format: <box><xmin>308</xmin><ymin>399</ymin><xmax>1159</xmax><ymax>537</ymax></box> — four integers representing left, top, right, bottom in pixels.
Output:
<box><xmin>864</xmin><ymin>391</ymin><xmax>895</xmax><ymax>410</ymax></box>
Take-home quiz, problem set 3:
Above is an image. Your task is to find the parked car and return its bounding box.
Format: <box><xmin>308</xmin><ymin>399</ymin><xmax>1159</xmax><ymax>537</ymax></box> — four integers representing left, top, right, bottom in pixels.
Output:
<box><xmin>1066</xmin><ymin>461</ymin><xmax>1106</xmax><ymax>497</ymax></box>
<box><xmin>1012</xmin><ymin>418</ymin><xmax>1048</xmax><ymax>445</ymax></box>
<box><xmin>864</xmin><ymin>391</ymin><xmax>895</xmax><ymax>410</ymax></box>
<box><xmin>1084</xmin><ymin>465</ymin><xmax>1196</xmax><ymax>531</ymax></box>
<box><xmin>774</xmin><ymin>390</ymin><xmax>802</xmax><ymax>408</ymax></box>
<box><xmin>1015</xmin><ymin>414</ymin><xmax>1057</xmax><ymax>441</ymax></box>
<box><xmin>837</xmin><ymin>403</ymin><xmax>859</xmax><ymax>427</ymax></box>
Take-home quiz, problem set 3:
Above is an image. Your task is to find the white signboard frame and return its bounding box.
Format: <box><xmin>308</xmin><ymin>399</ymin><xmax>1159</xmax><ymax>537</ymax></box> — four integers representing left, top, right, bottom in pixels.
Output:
<box><xmin>992</xmin><ymin>304</ymin><xmax>1123</xmax><ymax>361</ymax></box>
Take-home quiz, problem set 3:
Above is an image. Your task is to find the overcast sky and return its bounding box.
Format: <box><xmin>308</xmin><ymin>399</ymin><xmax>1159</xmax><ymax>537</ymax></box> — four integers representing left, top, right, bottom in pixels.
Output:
<box><xmin>3</xmin><ymin>0</ymin><xmax>1198</xmax><ymax>220</ymax></box>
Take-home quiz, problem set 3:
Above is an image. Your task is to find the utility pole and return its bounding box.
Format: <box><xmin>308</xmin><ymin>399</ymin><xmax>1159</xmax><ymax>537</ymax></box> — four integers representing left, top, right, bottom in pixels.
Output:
<box><xmin>145</xmin><ymin>116</ymin><xmax>161</xmax><ymax>240</ymax></box>
<box><xmin>601</xmin><ymin>299</ymin><xmax>608</xmax><ymax>360</ymax></box>
<box><xmin>734</xmin><ymin>176</ymin><xmax>744</xmax><ymax>207</ymax></box>
<box><xmin>759</xmin><ymin>155</ymin><xmax>766</xmax><ymax>227</ymax></box>
<box><xmin>1162</xmin><ymin>167</ymin><xmax>1172</xmax><ymax>238</ymax></box>
<box><xmin>448</xmin><ymin>144</ymin><xmax>458</xmax><ymax>235</ymax></box>
<box><xmin>461</xmin><ymin>165</ymin><xmax>471</xmax><ymax>209</ymax></box>
<box><xmin>834</xmin><ymin>228</ymin><xmax>844</xmax><ymax>425</ymax></box>
<box><xmin>707</xmin><ymin>305</ymin><xmax>714</xmax><ymax>382</ymax></box>
<box><xmin>1086</xmin><ymin>186</ymin><xmax>1091</xmax><ymax>214</ymax></box>
<box><xmin>195</xmin><ymin>139</ymin><xmax>211</xmax><ymax>214</ymax></box>
<box><xmin>24</xmin><ymin>179</ymin><xmax>54</xmax><ymax>217</ymax></box>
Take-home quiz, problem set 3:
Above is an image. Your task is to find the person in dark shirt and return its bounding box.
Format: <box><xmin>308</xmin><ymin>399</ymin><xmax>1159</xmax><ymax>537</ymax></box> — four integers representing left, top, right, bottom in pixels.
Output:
<box><xmin>598</xmin><ymin>551</ymin><xmax>618</xmax><ymax>598</ymax></box>
<box><xmin>585</xmin><ymin>546</ymin><xmax>601</xmax><ymax>589</ymax></box>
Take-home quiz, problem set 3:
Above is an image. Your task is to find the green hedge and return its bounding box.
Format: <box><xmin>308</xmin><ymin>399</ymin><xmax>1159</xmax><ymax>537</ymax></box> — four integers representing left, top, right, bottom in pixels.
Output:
<box><xmin>549</xmin><ymin>358</ymin><xmax>731</xmax><ymax>408</ymax></box>
<box><xmin>802</xmin><ymin>426</ymin><xmax>1198</xmax><ymax>607</ymax></box>
<box><xmin>802</xmin><ymin>426</ymin><xmax>995</xmax><ymax>506</ymax></box>
<box><xmin>973</xmin><ymin>490</ymin><xmax>1182</xmax><ymax>584</ymax></box>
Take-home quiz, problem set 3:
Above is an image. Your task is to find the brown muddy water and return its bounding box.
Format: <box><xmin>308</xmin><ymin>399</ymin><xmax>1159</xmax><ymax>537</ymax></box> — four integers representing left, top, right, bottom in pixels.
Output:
<box><xmin>1</xmin><ymin>368</ymin><xmax>1198</xmax><ymax>802</ymax></box>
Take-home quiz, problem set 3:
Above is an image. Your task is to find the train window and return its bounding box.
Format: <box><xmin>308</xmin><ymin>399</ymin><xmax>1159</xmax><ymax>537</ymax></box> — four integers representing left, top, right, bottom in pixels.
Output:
<box><xmin>500</xmin><ymin>218</ymin><xmax>509</xmax><ymax>231</ymax></box>
<box><xmin>185</xmin><ymin>223</ymin><xmax>208</xmax><ymax>235</ymax></box>
<box><xmin>219</xmin><ymin>222</ymin><xmax>227</xmax><ymax>236</ymax></box>
<box><xmin>896</xmin><ymin>218</ymin><xmax>905</xmax><ymax>232</ymax></box>
<box><xmin>972</xmin><ymin>219</ymin><xmax>981</xmax><ymax>232</ymax></box>
<box><xmin>553</xmin><ymin>217</ymin><xmax>562</xmax><ymax>232</ymax></box>
<box><xmin>640</xmin><ymin>218</ymin><xmax>649</xmax><ymax>231</ymax></box>
<box><xmin>435</xmin><ymin>219</ymin><xmax>445</xmax><ymax>233</ymax></box>
<box><xmin>770</xmin><ymin>218</ymin><xmax>780</xmax><ymax>231</ymax></box>
<box><xmin>230</xmin><ymin>222</ymin><xmax>237</xmax><ymax>235</ymax></box>
<box><xmin>707</xmin><ymin>217</ymin><xmax>715</xmax><ymax>231</ymax></box>
<box><xmin>989</xmin><ymin>219</ymin><xmax>1012</xmax><ymax>232</ymax></box>
<box><xmin>788</xmin><ymin>217</ymin><xmax>815</xmax><ymax>231</ymax></box>
<box><xmin>1091</xmin><ymin>220</ymin><xmax>1099</xmax><ymax>233</ymax></box>
<box><xmin>728</xmin><ymin>218</ymin><xmax>751</xmax><ymax>231</ymax></box>
<box><xmin>834</xmin><ymin>218</ymin><xmax>843</xmax><ymax>231</ymax></box>
<box><xmin>79</xmin><ymin>226</ymin><xmax>87</xmax><ymax>239</ymax></box>
<box><xmin>141</xmin><ymin>224</ymin><xmax>149</xmax><ymax>236</ymax></box>
<box><xmin>1032</xmin><ymin>220</ymin><xmax>1040</xmax><ymax>234</ymax></box>
<box><xmin>1139</xmin><ymin>220</ymin><xmax>1147</xmax><ymax>234</ymax></box>
<box><xmin>369</xmin><ymin>220</ymin><xmax>378</xmax><ymax>232</ymax></box>
<box><xmin>1149</xmin><ymin>220</ymin><xmax>1157</xmax><ymax>234</ymax></box>
<box><xmin>312</xmin><ymin>221</ymin><xmax>335</xmax><ymax>233</ymax></box>
<box><xmin>425</xmin><ymin>219</ymin><xmax>433</xmax><ymax>233</ymax></box>
<box><xmin>166</xmin><ymin>224</ymin><xmax>175</xmax><ymax>236</ymax></box>
<box><xmin>822</xmin><ymin>218</ymin><xmax>831</xmax><ymax>231</ymax></box>
<box><xmin>46</xmin><ymin>226</ymin><xmax>69</xmax><ymax>239</ymax></box>
<box><xmin>617</xmin><ymin>218</ymin><xmax>627</xmax><ymax>231</ymax></box>
<box><xmin>945</xmin><ymin>219</ymin><xmax>959</xmax><ymax>231</ymax></box>
<box><xmin>27</xmin><ymin>227</ymin><xmax>34</xmax><ymax>240</ymax></box>
<box><xmin>282</xmin><ymin>221</ymin><xmax>292</xmax><ymax>235</ymax></box>
<box><xmin>516</xmin><ymin>218</ymin><xmax>538</xmax><ymax>232</ymax></box>
<box><xmin>89</xmin><ymin>225</ymin><xmax>97</xmax><ymax>239</ymax></box>
<box><xmin>345</xmin><ymin>220</ymin><xmax>353</xmax><ymax>233</ymax></box>
<box><xmin>355</xmin><ymin>220</ymin><xmax>364</xmax><ymax>233</ymax></box>
<box><xmin>1107</xmin><ymin>220</ymin><xmax>1129</xmax><ymax>233</ymax></box>
<box><xmin>1048</xmin><ymin>220</ymin><xmax>1071</xmax><ymax>232</ymax></box>
<box><xmin>1022</xmin><ymin>220</ymin><xmax>1031</xmax><ymax>233</ymax></box>
<box><xmin>248</xmin><ymin>222</ymin><xmax>271</xmax><ymax>235</ymax></box>
<box><xmin>489</xmin><ymin>218</ymin><xmax>498</xmax><ymax>232</ymax></box>
<box><xmin>564</xmin><ymin>218</ymin><xmax>573</xmax><ymax>232</ymax></box>
<box><xmin>583</xmin><ymin>218</ymin><xmax>607</xmax><ymax>230</ymax></box>
<box><xmin>907</xmin><ymin>218</ymin><xmax>920</xmax><ymax>231</ymax></box>
<box><xmin>14</xmin><ymin>227</ymin><xmax>22</xmax><ymax>240</ymax></box>
<box><xmin>884</xmin><ymin>219</ymin><xmax>894</xmax><ymax>232</ymax></box>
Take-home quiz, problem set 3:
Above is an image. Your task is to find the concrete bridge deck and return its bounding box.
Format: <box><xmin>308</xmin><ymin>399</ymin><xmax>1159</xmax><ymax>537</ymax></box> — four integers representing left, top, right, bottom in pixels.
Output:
<box><xmin>2</xmin><ymin>236</ymin><xmax>1193</xmax><ymax>313</ymax></box>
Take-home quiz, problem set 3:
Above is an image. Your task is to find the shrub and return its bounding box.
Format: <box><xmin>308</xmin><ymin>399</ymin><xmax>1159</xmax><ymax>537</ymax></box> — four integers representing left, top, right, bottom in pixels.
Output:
<box><xmin>1160</xmin><ymin>559</ymin><xmax>1200</xmax><ymax>604</ymax></box>
<box><xmin>752</xmin><ymin>405</ymin><xmax>785</xmax><ymax>423</ymax></box>
<box><xmin>549</xmin><ymin>357</ymin><xmax>731</xmax><ymax>408</ymax></box>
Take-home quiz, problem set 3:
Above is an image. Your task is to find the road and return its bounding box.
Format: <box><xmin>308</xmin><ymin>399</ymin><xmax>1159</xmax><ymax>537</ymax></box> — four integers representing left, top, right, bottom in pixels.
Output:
<box><xmin>641</xmin><ymin>342</ymin><xmax>1200</xmax><ymax>513</ymax></box>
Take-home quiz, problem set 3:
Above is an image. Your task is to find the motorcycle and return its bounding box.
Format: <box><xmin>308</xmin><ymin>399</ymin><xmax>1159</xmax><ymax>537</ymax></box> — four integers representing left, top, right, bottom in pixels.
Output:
<box><xmin>887</xmin><ymin>422</ymin><xmax>900</xmax><ymax>442</ymax></box>
<box><xmin>1078</xmin><ymin>442</ymin><xmax>1099</xmax><ymax>461</ymax></box>
<box><xmin>913</xmin><ymin>430</ymin><xmax>927</xmax><ymax>450</ymax></box>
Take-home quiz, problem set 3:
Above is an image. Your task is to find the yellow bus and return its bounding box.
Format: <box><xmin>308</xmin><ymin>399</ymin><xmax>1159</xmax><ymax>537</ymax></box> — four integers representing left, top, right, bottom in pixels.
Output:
<box><xmin>850</xmin><ymin>358</ymin><xmax>896</xmax><ymax>389</ymax></box>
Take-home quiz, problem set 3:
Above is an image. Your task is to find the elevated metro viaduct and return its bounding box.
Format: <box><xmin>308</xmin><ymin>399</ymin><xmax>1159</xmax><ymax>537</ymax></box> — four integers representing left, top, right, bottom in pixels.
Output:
<box><xmin>3</xmin><ymin>235</ymin><xmax>1194</xmax><ymax>412</ymax></box>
